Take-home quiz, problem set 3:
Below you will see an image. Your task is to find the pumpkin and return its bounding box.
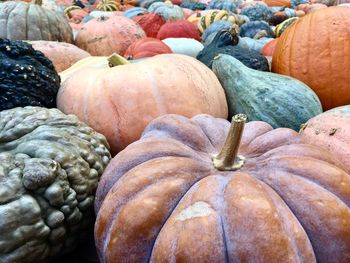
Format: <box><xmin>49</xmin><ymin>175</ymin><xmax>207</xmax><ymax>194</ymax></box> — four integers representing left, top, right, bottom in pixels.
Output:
<box><xmin>95</xmin><ymin>112</ymin><xmax>350</xmax><ymax>263</ymax></box>
<box><xmin>239</xmin><ymin>21</ymin><xmax>275</xmax><ymax>39</ymax></box>
<box><xmin>27</xmin><ymin>41</ymin><xmax>91</xmax><ymax>72</ymax></box>
<box><xmin>274</xmin><ymin>17</ymin><xmax>298</xmax><ymax>37</ymax></box>
<box><xmin>300</xmin><ymin>105</ymin><xmax>350</xmax><ymax>171</ymax></box>
<box><xmin>124</xmin><ymin>37</ymin><xmax>172</xmax><ymax>59</ymax></box>
<box><xmin>198</xmin><ymin>10</ymin><xmax>245</xmax><ymax>33</ymax></box>
<box><xmin>162</xmin><ymin>38</ymin><xmax>204</xmax><ymax>57</ymax></box>
<box><xmin>263</xmin><ymin>0</ymin><xmax>291</xmax><ymax>7</ymax></box>
<box><xmin>0</xmin><ymin>106</ymin><xmax>111</xmax><ymax>263</ymax></box>
<box><xmin>157</xmin><ymin>20</ymin><xmax>201</xmax><ymax>41</ymax></box>
<box><xmin>75</xmin><ymin>15</ymin><xmax>146</xmax><ymax>56</ymax></box>
<box><xmin>0</xmin><ymin>0</ymin><xmax>73</xmax><ymax>42</ymax></box>
<box><xmin>132</xmin><ymin>13</ymin><xmax>166</xmax><ymax>38</ymax></box>
<box><xmin>296</xmin><ymin>3</ymin><xmax>328</xmax><ymax>13</ymax></box>
<box><xmin>57</xmin><ymin>54</ymin><xmax>228</xmax><ymax>155</ymax></box>
<box><xmin>261</xmin><ymin>37</ymin><xmax>278</xmax><ymax>56</ymax></box>
<box><xmin>0</xmin><ymin>39</ymin><xmax>60</xmax><ymax>111</ymax></box>
<box><xmin>212</xmin><ymin>54</ymin><xmax>322</xmax><ymax>130</ymax></box>
<box><xmin>206</xmin><ymin>0</ymin><xmax>238</xmax><ymax>13</ymax></box>
<box><xmin>123</xmin><ymin>7</ymin><xmax>148</xmax><ymax>18</ymax></box>
<box><xmin>240</xmin><ymin>4</ymin><xmax>273</xmax><ymax>22</ymax></box>
<box><xmin>148</xmin><ymin>2</ymin><xmax>184</xmax><ymax>20</ymax></box>
<box><xmin>96</xmin><ymin>0</ymin><xmax>120</xmax><ymax>10</ymax></box>
<box><xmin>272</xmin><ymin>6</ymin><xmax>350</xmax><ymax>111</ymax></box>
<box><xmin>197</xmin><ymin>30</ymin><xmax>270</xmax><ymax>71</ymax></box>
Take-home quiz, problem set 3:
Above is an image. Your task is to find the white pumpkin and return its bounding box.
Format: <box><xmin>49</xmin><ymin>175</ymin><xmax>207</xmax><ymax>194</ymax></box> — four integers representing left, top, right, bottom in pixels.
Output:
<box><xmin>162</xmin><ymin>38</ymin><xmax>204</xmax><ymax>57</ymax></box>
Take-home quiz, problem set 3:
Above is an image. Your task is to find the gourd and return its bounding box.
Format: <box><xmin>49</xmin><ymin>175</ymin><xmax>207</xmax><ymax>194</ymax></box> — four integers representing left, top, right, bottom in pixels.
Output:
<box><xmin>148</xmin><ymin>1</ymin><xmax>184</xmax><ymax>20</ymax></box>
<box><xmin>240</xmin><ymin>3</ymin><xmax>273</xmax><ymax>22</ymax></box>
<box><xmin>272</xmin><ymin>6</ymin><xmax>350</xmax><ymax>110</ymax></box>
<box><xmin>0</xmin><ymin>39</ymin><xmax>60</xmax><ymax>111</ymax></box>
<box><xmin>239</xmin><ymin>21</ymin><xmax>275</xmax><ymax>39</ymax></box>
<box><xmin>0</xmin><ymin>0</ymin><xmax>73</xmax><ymax>42</ymax></box>
<box><xmin>0</xmin><ymin>106</ymin><xmax>111</xmax><ymax>263</ymax></box>
<box><xmin>162</xmin><ymin>38</ymin><xmax>203</xmax><ymax>57</ymax></box>
<box><xmin>96</xmin><ymin>0</ymin><xmax>120</xmax><ymax>10</ymax></box>
<box><xmin>95</xmin><ymin>112</ymin><xmax>350</xmax><ymax>263</ymax></box>
<box><xmin>206</xmin><ymin>0</ymin><xmax>237</xmax><ymax>13</ymax></box>
<box><xmin>212</xmin><ymin>54</ymin><xmax>322</xmax><ymax>130</ymax></box>
<box><xmin>57</xmin><ymin>54</ymin><xmax>228</xmax><ymax>155</ymax></box>
<box><xmin>274</xmin><ymin>17</ymin><xmax>298</xmax><ymax>37</ymax></box>
<box><xmin>132</xmin><ymin>13</ymin><xmax>166</xmax><ymax>38</ymax></box>
<box><xmin>197</xmin><ymin>30</ymin><xmax>270</xmax><ymax>71</ymax></box>
<box><xmin>124</xmin><ymin>37</ymin><xmax>172</xmax><ymax>59</ymax></box>
<box><xmin>156</xmin><ymin>20</ymin><xmax>201</xmax><ymax>40</ymax></box>
<box><xmin>123</xmin><ymin>7</ymin><xmax>148</xmax><ymax>18</ymax></box>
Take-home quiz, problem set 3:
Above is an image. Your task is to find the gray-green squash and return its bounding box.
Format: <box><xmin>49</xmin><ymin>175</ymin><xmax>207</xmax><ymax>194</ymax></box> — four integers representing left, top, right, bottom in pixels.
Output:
<box><xmin>212</xmin><ymin>54</ymin><xmax>323</xmax><ymax>130</ymax></box>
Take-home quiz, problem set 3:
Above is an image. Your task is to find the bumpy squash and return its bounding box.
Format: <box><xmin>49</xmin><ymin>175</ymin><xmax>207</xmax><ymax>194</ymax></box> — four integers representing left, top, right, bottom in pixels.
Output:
<box><xmin>95</xmin><ymin>112</ymin><xmax>350</xmax><ymax>263</ymax></box>
<box><xmin>212</xmin><ymin>54</ymin><xmax>322</xmax><ymax>130</ymax></box>
<box><xmin>0</xmin><ymin>106</ymin><xmax>111</xmax><ymax>263</ymax></box>
<box><xmin>148</xmin><ymin>2</ymin><xmax>184</xmax><ymax>20</ymax></box>
<box><xmin>240</xmin><ymin>3</ymin><xmax>273</xmax><ymax>22</ymax></box>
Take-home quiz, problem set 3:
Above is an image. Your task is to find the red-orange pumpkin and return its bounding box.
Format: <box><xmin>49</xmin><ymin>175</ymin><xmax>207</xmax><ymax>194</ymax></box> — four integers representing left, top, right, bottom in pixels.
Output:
<box><xmin>75</xmin><ymin>15</ymin><xmax>146</xmax><ymax>56</ymax></box>
<box><xmin>157</xmin><ymin>20</ymin><xmax>201</xmax><ymax>41</ymax></box>
<box><xmin>261</xmin><ymin>38</ymin><xmax>278</xmax><ymax>57</ymax></box>
<box><xmin>95</xmin><ymin>113</ymin><xmax>350</xmax><ymax>263</ymax></box>
<box><xmin>57</xmin><ymin>54</ymin><xmax>228</xmax><ymax>155</ymax></box>
<box><xmin>263</xmin><ymin>0</ymin><xmax>291</xmax><ymax>7</ymax></box>
<box><xmin>132</xmin><ymin>13</ymin><xmax>166</xmax><ymax>38</ymax></box>
<box><xmin>272</xmin><ymin>6</ymin><xmax>350</xmax><ymax>111</ymax></box>
<box><xmin>124</xmin><ymin>37</ymin><xmax>172</xmax><ymax>59</ymax></box>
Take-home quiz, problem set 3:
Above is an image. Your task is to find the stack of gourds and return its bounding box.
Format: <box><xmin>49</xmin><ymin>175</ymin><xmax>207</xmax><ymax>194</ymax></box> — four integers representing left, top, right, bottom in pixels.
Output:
<box><xmin>0</xmin><ymin>0</ymin><xmax>350</xmax><ymax>262</ymax></box>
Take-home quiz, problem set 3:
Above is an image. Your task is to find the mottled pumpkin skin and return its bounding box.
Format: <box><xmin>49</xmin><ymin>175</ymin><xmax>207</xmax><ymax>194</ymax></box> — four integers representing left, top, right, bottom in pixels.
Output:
<box><xmin>28</xmin><ymin>41</ymin><xmax>91</xmax><ymax>72</ymax></box>
<box><xmin>0</xmin><ymin>107</ymin><xmax>111</xmax><ymax>263</ymax></box>
<box><xmin>132</xmin><ymin>13</ymin><xmax>166</xmax><ymax>38</ymax></box>
<box><xmin>95</xmin><ymin>113</ymin><xmax>350</xmax><ymax>263</ymax></box>
<box><xmin>212</xmin><ymin>54</ymin><xmax>322</xmax><ymax>130</ymax></box>
<box><xmin>57</xmin><ymin>54</ymin><xmax>228</xmax><ymax>155</ymax></box>
<box><xmin>0</xmin><ymin>1</ymin><xmax>73</xmax><ymax>42</ymax></box>
<box><xmin>75</xmin><ymin>15</ymin><xmax>146</xmax><ymax>56</ymax></box>
<box><xmin>272</xmin><ymin>6</ymin><xmax>350</xmax><ymax>110</ymax></box>
<box><xmin>300</xmin><ymin>105</ymin><xmax>350</xmax><ymax>171</ymax></box>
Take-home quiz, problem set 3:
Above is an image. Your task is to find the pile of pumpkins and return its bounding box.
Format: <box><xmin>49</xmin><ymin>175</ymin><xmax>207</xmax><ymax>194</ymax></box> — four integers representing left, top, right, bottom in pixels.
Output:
<box><xmin>0</xmin><ymin>0</ymin><xmax>350</xmax><ymax>261</ymax></box>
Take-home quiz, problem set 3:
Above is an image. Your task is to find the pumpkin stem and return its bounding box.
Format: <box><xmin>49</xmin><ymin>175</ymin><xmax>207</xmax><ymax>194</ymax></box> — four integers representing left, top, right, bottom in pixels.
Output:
<box><xmin>212</xmin><ymin>114</ymin><xmax>246</xmax><ymax>171</ymax></box>
<box><xmin>31</xmin><ymin>0</ymin><xmax>42</xmax><ymax>5</ymax></box>
<box><xmin>107</xmin><ymin>53</ymin><xmax>129</xmax><ymax>67</ymax></box>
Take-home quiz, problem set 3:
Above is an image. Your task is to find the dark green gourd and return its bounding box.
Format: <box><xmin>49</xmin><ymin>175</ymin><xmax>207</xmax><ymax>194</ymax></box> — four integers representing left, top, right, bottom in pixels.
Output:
<box><xmin>197</xmin><ymin>29</ymin><xmax>270</xmax><ymax>71</ymax></box>
<box><xmin>0</xmin><ymin>38</ymin><xmax>60</xmax><ymax>111</ymax></box>
<box><xmin>212</xmin><ymin>54</ymin><xmax>323</xmax><ymax>130</ymax></box>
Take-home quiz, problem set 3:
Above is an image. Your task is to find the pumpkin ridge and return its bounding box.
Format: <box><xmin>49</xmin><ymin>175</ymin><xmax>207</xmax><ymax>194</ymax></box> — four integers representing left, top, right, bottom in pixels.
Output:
<box><xmin>1</xmin><ymin>2</ymin><xmax>16</xmax><ymax>38</ymax></box>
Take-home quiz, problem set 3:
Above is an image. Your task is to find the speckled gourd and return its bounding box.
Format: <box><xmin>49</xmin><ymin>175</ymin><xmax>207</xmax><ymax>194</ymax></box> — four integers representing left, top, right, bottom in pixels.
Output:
<box><xmin>0</xmin><ymin>107</ymin><xmax>111</xmax><ymax>263</ymax></box>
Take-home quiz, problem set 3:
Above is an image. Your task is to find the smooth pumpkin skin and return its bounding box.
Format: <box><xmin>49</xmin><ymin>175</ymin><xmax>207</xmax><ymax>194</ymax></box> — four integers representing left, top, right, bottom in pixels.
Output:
<box><xmin>272</xmin><ymin>7</ymin><xmax>350</xmax><ymax>110</ymax></box>
<box><xmin>28</xmin><ymin>41</ymin><xmax>91</xmax><ymax>72</ymax></box>
<box><xmin>261</xmin><ymin>38</ymin><xmax>278</xmax><ymax>56</ymax></box>
<box><xmin>57</xmin><ymin>54</ymin><xmax>228</xmax><ymax>155</ymax></box>
<box><xmin>75</xmin><ymin>15</ymin><xmax>146</xmax><ymax>56</ymax></box>
<box><xmin>300</xmin><ymin>105</ymin><xmax>350</xmax><ymax>171</ymax></box>
<box><xmin>95</xmin><ymin>113</ymin><xmax>350</xmax><ymax>263</ymax></box>
<box><xmin>263</xmin><ymin>0</ymin><xmax>291</xmax><ymax>6</ymax></box>
<box><xmin>124</xmin><ymin>37</ymin><xmax>172</xmax><ymax>59</ymax></box>
<box><xmin>212</xmin><ymin>54</ymin><xmax>322</xmax><ymax>131</ymax></box>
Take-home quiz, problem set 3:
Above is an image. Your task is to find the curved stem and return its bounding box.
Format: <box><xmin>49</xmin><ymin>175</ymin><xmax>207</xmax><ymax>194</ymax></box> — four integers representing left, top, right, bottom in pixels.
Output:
<box><xmin>212</xmin><ymin>114</ymin><xmax>247</xmax><ymax>171</ymax></box>
<box><xmin>107</xmin><ymin>53</ymin><xmax>129</xmax><ymax>67</ymax></box>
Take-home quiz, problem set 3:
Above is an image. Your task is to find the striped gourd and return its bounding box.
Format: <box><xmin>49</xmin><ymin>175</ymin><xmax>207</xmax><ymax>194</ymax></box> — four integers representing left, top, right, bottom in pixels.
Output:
<box><xmin>96</xmin><ymin>0</ymin><xmax>120</xmax><ymax>11</ymax></box>
<box><xmin>198</xmin><ymin>11</ymin><xmax>245</xmax><ymax>33</ymax></box>
<box><xmin>274</xmin><ymin>17</ymin><xmax>298</xmax><ymax>37</ymax></box>
<box><xmin>64</xmin><ymin>5</ymin><xmax>82</xmax><ymax>16</ymax></box>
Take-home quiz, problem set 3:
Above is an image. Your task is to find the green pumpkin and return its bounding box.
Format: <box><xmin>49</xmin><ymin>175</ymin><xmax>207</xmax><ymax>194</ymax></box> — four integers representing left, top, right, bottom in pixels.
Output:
<box><xmin>212</xmin><ymin>54</ymin><xmax>323</xmax><ymax>130</ymax></box>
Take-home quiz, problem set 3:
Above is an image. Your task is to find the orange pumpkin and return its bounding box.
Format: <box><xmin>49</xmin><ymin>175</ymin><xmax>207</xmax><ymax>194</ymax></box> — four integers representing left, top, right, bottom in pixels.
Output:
<box><xmin>75</xmin><ymin>15</ymin><xmax>146</xmax><ymax>56</ymax></box>
<box><xmin>28</xmin><ymin>41</ymin><xmax>91</xmax><ymax>72</ymax></box>
<box><xmin>300</xmin><ymin>105</ymin><xmax>350</xmax><ymax>171</ymax></box>
<box><xmin>95</xmin><ymin>113</ymin><xmax>350</xmax><ymax>262</ymax></box>
<box><xmin>263</xmin><ymin>0</ymin><xmax>291</xmax><ymax>7</ymax></box>
<box><xmin>124</xmin><ymin>37</ymin><xmax>172</xmax><ymax>59</ymax></box>
<box><xmin>157</xmin><ymin>19</ymin><xmax>201</xmax><ymax>41</ymax></box>
<box><xmin>261</xmin><ymin>38</ymin><xmax>278</xmax><ymax>56</ymax></box>
<box><xmin>57</xmin><ymin>54</ymin><xmax>228</xmax><ymax>155</ymax></box>
<box><xmin>272</xmin><ymin>6</ymin><xmax>350</xmax><ymax>110</ymax></box>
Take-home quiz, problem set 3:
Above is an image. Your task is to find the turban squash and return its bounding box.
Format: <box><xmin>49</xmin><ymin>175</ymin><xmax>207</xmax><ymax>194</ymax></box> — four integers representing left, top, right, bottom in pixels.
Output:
<box><xmin>95</xmin><ymin>113</ymin><xmax>350</xmax><ymax>263</ymax></box>
<box><xmin>57</xmin><ymin>54</ymin><xmax>228</xmax><ymax>155</ymax></box>
<box><xmin>272</xmin><ymin>6</ymin><xmax>350</xmax><ymax>110</ymax></box>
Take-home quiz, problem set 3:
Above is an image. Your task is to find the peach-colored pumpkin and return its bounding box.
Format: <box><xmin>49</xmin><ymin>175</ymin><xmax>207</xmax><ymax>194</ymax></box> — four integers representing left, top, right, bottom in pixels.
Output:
<box><xmin>28</xmin><ymin>41</ymin><xmax>91</xmax><ymax>72</ymax></box>
<box><xmin>57</xmin><ymin>54</ymin><xmax>228</xmax><ymax>155</ymax></box>
<box><xmin>75</xmin><ymin>15</ymin><xmax>146</xmax><ymax>56</ymax></box>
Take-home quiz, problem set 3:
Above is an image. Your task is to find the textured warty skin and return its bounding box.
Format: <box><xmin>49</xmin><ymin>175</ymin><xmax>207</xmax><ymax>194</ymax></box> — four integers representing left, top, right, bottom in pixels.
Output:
<box><xmin>0</xmin><ymin>107</ymin><xmax>111</xmax><ymax>263</ymax></box>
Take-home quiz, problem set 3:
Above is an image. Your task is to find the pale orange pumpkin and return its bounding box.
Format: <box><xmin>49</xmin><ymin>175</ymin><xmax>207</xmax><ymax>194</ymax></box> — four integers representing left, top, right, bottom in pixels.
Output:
<box><xmin>57</xmin><ymin>54</ymin><xmax>228</xmax><ymax>155</ymax></box>
<box><xmin>272</xmin><ymin>6</ymin><xmax>350</xmax><ymax>110</ymax></box>
<box><xmin>263</xmin><ymin>0</ymin><xmax>291</xmax><ymax>7</ymax></box>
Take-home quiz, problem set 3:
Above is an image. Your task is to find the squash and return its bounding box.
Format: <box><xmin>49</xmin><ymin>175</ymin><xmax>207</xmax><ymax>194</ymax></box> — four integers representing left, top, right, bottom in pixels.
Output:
<box><xmin>75</xmin><ymin>15</ymin><xmax>146</xmax><ymax>56</ymax></box>
<box><xmin>0</xmin><ymin>0</ymin><xmax>73</xmax><ymax>42</ymax></box>
<box><xmin>240</xmin><ymin>3</ymin><xmax>273</xmax><ymax>22</ymax></box>
<box><xmin>198</xmin><ymin>10</ymin><xmax>246</xmax><ymax>33</ymax></box>
<box><xmin>64</xmin><ymin>5</ymin><xmax>89</xmax><ymax>23</ymax></box>
<box><xmin>0</xmin><ymin>38</ymin><xmax>60</xmax><ymax>111</ymax></box>
<box><xmin>95</xmin><ymin>112</ymin><xmax>350</xmax><ymax>263</ymax></box>
<box><xmin>180</xmin><ymin>0</ymin><xmax>207</xmax><ymax>10</ymax></box>
<box><xmin>162</xmin><ymin>38</ymin><xmax>204</xmax><ymax>57</ymax></box>
<box><xmin>148</xmin><ymin>2</ymin><xmax>184</xmax><ymax>20</ymax></box>
<box><xmin>239</xmin><ymin>21</ymin><xmax>275</xmax><ymax>39</ymax></box>
<box><xmin>272</xmin><ymin>6</ymin><xmax>350</xmax><ymax>110</ymax></box>
<box><xmin>212</xmin><ymin>54</ymin><xmax>322</xmax><ymax>130</ymax></box>
<box><xmin>96</xmin><ymin>0</ymin><xmax>120</xmax><ymax>10</ymax></box>
<box><xmin>206</xmin><ymin>0</ymin><xmax>237</xmax><ymax>13</ymax></box>
<box><xmin>57</xmin><ymin>54</ymin><xmax>228</xmax><ymax>155</ymax></box>
<box><xmin>123</xmin><ymin>7</ymin><xmax>148</xmax><ymax>18</ymax></box>
<box><xmin>157</xmin><ymin>20</ymin><xmax>201</xmax><ymax>40</ymax></box>
<box><xmin>300</xmin><ymin>105</ymin><xmax>350</xmax><ymax>171</ymax></box>
<box><xmin>201</xmin><ymin>20</ymin><xmax>233</xmax><ymax>44</ymax></box>
<box><xmin>124</xmin><ymin>37</ymin><xmax>172</xmax><ymax>59</ymax></box>
<box><xmin>0</xmin><ymin>106</ymin><xmax>111</xmax><ymax>263</ymax></box>
<box><xmin>132</xmin><ymin>13</ymin><xmax>166</xmax><ymax>38</ymax></box>
<box><xmin>138</xmin><ymin>0</ymin><xmax>162</xmax><ymax>8</ymax></box>
<box><xmin>28</xmin><ymin>41</ymin><xmax>90</xmax><ymax>72</ymax></box>
<box><xmin>197</xmin><ymin>30</ymin><xmax>270</xmax><ymax>71</ymax></box>
<box><xmin>274</xmin><ymin>17</ymin><xmax>298</xmax><ymax>37</ymax></box>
